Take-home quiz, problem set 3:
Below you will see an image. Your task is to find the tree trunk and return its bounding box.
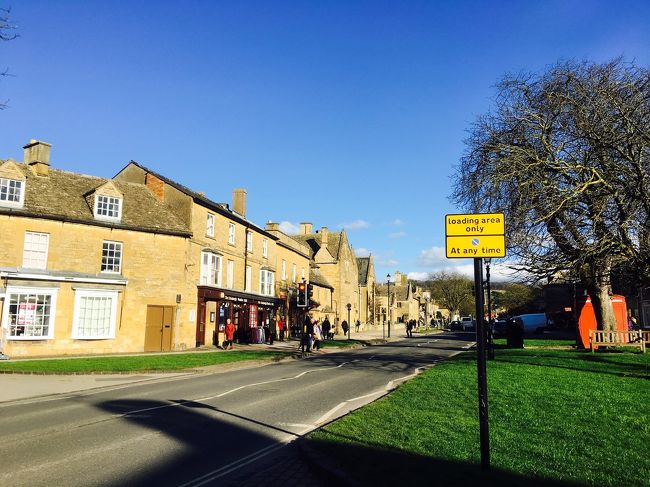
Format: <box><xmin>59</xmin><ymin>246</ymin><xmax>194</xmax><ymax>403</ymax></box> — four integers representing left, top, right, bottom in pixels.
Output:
<box><xmin>583</xmin><ymin>261</ymin><xmax>617</xmax><ymax>331</ymax></box>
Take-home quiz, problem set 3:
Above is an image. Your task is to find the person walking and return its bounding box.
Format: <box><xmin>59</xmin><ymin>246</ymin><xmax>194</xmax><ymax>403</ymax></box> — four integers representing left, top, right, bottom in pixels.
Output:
<box><xmin>278</xmin><ymin>317</ymin><xmax>286</xmax><ymax>342</ymax></box>
<box><xmin>341</xmin><ymin>320</ymin><xmax>349</xmax><ymax>338</ymax></box>
<box><xmin>302</xmin><ymin>314</ymin><xmax>314</xmax><ymax>353</ymax></box>
<box><xmin>322</xmin><ymin>318</ymin><xmax>331</xmax><ymax>340</ymax></box>
<box><xmin>313</xmin><ymin>320</ymin><xmax>323</xmax><ymax>350</ymax></box>
<box><xmin>224</xmin><ymin>319</ymin><xmax>236</xmax><ymax>350</ymax></box>
<box><xmin>355</xmin><ymin>319</ymin><xmax>361</xmax><ymax>333</ymax></box>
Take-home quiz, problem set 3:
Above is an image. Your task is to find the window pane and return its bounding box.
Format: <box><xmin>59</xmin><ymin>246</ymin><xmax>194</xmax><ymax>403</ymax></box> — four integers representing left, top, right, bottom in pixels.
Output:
<box><xmin>0</xmin><ymin>178</ymin><xmax>23</xmax><ymax>203</ymax></box>
<box><xmin>101</xmin><ymin>241</ymin><xmax>122</xmax><ymax>273</ymax></box>
<box><xmin>96</xmin><ymin>195</ymin><xmax>121</xmax><ymax>218</ymax></box>
<box><xmin>76</xmin><ymin>295</ymin><xmax>112</xmax><ymax>337</ymax></box>
<box><xmin>7</xmin><ymin>292</ymin><xmax>52</xmax><ymax>338</ymax></box>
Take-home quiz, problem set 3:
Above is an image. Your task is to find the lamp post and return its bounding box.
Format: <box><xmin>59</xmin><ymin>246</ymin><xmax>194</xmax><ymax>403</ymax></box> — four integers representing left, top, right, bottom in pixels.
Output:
<box><xmin>346</xmin><ymin>303</ymin><xmax>352</xmax><ymax>340</ymax></box>
<box><xmin>387</xmin><ymin>274</ymin><xmax>391</xmax><ymax>338</ymax></box>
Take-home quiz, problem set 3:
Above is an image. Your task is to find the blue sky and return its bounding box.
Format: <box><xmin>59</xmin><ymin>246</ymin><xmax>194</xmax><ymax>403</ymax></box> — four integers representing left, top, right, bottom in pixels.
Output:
<box><xmin>2</xmin><ymin>1</ymin><xmax>649</xmax><ymax>282</ymax></box>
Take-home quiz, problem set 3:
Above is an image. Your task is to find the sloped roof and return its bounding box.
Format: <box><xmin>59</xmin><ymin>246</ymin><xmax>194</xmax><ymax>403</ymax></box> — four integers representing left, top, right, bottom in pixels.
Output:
<box><xmin>309</xmin><ymin>267</ymin><xmax>334</xmax><ymax>289</ymax></box>
<box><xmin>122</xmin><ymin>161</ymin><xmax>277</xmax><ymax>239</ymax></box>
<box><xmin>291</xmin><ymin>231</ymin><xmax>342</xmax><ymax>260</ymax></box>
<box><xmin>357</xmin><ymin>257</ymin><xmax>370</xmax><ymax>286</ymax></box>
<box><xmin>0</xmin><ymin>163</ymin><xmax>191</xmax><ymax>236</ymax></box>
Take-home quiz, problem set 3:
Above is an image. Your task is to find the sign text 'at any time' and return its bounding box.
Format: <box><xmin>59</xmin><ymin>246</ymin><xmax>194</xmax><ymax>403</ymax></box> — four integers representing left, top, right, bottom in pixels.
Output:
<box><xmin>445</xmin><ymin>213</ymin><xmax>506</xmax><ymax>259</ymax></box>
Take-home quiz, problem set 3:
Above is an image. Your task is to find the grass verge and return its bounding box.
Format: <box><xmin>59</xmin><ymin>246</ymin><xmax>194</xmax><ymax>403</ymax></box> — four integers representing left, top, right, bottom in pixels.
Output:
<box><xmin>308</xmin><ymin>346</ymin><xmax>649</xmax><ymax>486</ymax></box>
<box><xmin>0</xmin><ymin>350</ymin><xmax>291</xmax><ymax>374</ymax></box>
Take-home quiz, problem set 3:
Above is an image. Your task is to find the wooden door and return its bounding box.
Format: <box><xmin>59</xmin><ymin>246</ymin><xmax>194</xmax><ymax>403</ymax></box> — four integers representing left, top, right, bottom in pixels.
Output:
<box><xmin>145</xmin><ymin>305</ymin><xmax>174</xmax><ymax>352</ymax></box>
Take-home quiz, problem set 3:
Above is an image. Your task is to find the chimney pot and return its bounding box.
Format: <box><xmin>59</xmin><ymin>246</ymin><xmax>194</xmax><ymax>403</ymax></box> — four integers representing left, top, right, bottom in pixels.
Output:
<box><xmin>266</xmin><ymin>221</ymin><xmax>280</xmax><ymax>232</ymax></box>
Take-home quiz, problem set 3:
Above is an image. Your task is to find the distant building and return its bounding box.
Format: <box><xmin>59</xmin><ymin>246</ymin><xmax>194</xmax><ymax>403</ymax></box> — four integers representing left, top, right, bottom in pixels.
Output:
<box><xmin>357</xmin><ymin>255</ymin><xmax>376</xmax><ymax>328</ymax></box>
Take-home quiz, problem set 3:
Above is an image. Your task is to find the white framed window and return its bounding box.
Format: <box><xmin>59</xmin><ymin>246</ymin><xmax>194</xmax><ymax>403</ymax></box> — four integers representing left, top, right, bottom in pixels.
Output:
<box><xmin>0</xmin><ymin>177</ymin><xmax>25</xmax><ymax>208</ymax></box>
<box><xmin>228</xmin><ymin>223</ymin><xmax>236</xmax><ymax>245</ymax></box>
<box><xmin>200</xmin><ymin>251</ymin><xmax>222</xmax><ymax>286</ymax></box>
<box><xmin>94</xmin><ymin>195</ymin><xmax>122</xmax><ymax>222</ymax></box>
<box><xmin>101</xmin><ymin>241</ymin><xmax>122</xmax><ymax>273</ymax></box>
<box><xmin>262</xmin><ymin>238</ymin><xmax>268</xmax><ymax>258</ymax></box>
<box><xmin>245</xmin><ymin>266</ymin><xmax>252</xmax><ymax>292</ymax></box>
<box><xmin>301</xmin><ymin>267</ymin><xmax>305</xmax><ymax>280</ymax></box>
<box><xmin>72</xmin><ymin>289</ymin><xmax>118</xmax><ymax>339</ymax></box>
<box><xmin>260</xmin><ymin>270</ymin><xmax>274</xmax><ymax>296</ymax></box>
<box><xmin>23</xmin><ymin>232</ymin><xmax>49</xmax><ymax>269</ymax></box>
<box><xmin>292</xmin><ymin>263</ymin><xmax>296</xmax><ymax>283</ymax></box>
<box><xmin>226</xmin><ymin>260</ymin><xmax>234</xmax><ymax>289</ymax></box>
<box><xmin>246</xmin><ymin>232</ymin><xmax>253</xmax><ymax>253</ymax></box>
<box><xmin>206</xmin><ymin>213</ymin><xmax>215</xmax><ymax>237</ymax></box>
<box><xmin>281</xmin><ymin>260</ymin><xmax>287</xmax><ymax>280</ymax></box>
<box><xmin>3</xmin><ymin>287</ymin><xmax>57</xmax><ymax>340</ymax></box>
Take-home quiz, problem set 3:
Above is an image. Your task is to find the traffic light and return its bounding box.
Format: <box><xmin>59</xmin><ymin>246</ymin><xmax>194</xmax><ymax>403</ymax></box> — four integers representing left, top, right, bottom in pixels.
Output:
<box><xmin>307</xmin><ymin>284</ymin><xmax>314</xmax><ymax>305</ymax></box>
<box><xmin>297</xmin><ymin>281</ymin><xmax>307</xmax><ymax>307</ymax></box>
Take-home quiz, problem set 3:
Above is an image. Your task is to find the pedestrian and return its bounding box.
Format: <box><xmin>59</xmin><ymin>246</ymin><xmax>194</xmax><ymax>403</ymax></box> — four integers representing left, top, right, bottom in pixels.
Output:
<box><xmin>302</xmin><ymin>314</ymin><xmax>314</xmax><ymax>353</ymax></box>
<box><xmin>278</xmin><ymin>317</ymin><xmax>286</xmax><ymax>341</ymax></box>
<box><xmin>224</xmin><ymin>318</ymin><xmax>235</xmax><ymax>350</ymax></box>
<box><xmin>355</xmin><ymin>319</ymin><xmax>361</xmax><ymax>332</ymax></box>
<box><xmin>313</xmin><ymin>320</ymin><xmax>323</xmax><ymax>350</ymax></box>
<box><xmin>322</xmin><ymin>317</ymin><xmax>331</xmax><ymax>340</ymax></box>
<box><xmin>341</xmin><ymin>320</ymin><xmax>349</xmax><ymax>337</ymax></box>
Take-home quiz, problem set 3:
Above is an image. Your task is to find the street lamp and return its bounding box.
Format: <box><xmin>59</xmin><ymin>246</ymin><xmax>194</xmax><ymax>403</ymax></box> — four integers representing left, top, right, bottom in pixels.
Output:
<box><xmin>346</xmin><ymin>303</ymin><xmax>352</xmax><ymax>340</ymax></box>
<box><xmin>387</xmin><ymin>274</ymin><xmax>391</xmax><ymax>338</ymax></box>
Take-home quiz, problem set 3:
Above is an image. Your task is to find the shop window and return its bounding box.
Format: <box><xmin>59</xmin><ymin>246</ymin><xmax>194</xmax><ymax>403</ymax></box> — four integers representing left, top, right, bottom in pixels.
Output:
<box><xmin>4</xmin><ymin>287</ymin><xmax>57</xmax><ymax>339</ymax></box>
<box><xmin>72</xmin><ymin>290</ymin><xmax>118</xmax><ymax>339</ymax></box>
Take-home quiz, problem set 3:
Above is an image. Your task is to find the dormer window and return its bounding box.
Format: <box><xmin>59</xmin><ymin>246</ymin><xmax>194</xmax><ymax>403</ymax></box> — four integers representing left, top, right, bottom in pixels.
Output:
<box><xmin>0</xmin><ymin>177</ymin><xmax>25</xmax><ymax>208</ymax></box>
<box><xmin>94</xmin><ymin>195</ymin><xmax>122</xmax><ymax>222</ymax></box>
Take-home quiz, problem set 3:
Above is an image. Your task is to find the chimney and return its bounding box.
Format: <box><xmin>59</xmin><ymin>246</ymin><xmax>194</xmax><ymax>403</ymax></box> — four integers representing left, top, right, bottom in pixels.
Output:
<box><xmin>145</xmin><ymin>173</ymin><xmax>165</xmax><ymax>201</ymax></box>
<box><xmin>23</xmin><ymin>139</ymin><xmax>51</xmax><ymax>176</ymax></box>
<box><xmin>266</xmin><ymin>221</ymin><xmax>280</xmax><ymax>232</ymax></box>
<box><xmin>299</xmin><ymin>222</ymin><xmax>313</xmax><ymax>235</ymax></box>
<box><xmin>320</xmin><ymin>226</ymin><xmax>329</xmax><ymax>247</ymax></box>
<box><xmin>233</xmin><ymin>188</ymin><xmax>247</xmax><ymax>217</ymax></box>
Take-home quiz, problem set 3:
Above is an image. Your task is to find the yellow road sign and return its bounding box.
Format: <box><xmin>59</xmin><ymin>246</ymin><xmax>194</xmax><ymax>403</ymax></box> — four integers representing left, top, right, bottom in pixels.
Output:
<box><xmin>446</xmin><ymin>235</ymin><xmax>506</xmax><ymax>258</ymax></box>
<box><xmin>445</xmin><ymin>213</ymin><xmax>505</xmax><ymax>236</ymax></box>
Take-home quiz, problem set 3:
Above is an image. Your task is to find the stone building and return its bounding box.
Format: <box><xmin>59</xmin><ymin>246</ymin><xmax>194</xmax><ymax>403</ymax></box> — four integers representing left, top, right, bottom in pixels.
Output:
<box><xmin>307</xmin><ymin>266</ymin><xmax>335</xmax><ymax>325</ymax></box>
<box><xmin>291</xmin><ymin>224</ymin><xmax>359</xmax><ymax>333</ymax></box>
<box><xmin>264</xmin><ymin>222</ymin><xmax>312</xmax><ymax>335</ymax></box>
<box><xmin>357</xmin><ymin>255</ymin><xmax>376</xmax><ymax>329</ymax></box>
<box><xmin>0</xmin><ymin>141</ymin><xmax>193</xmax><ymax>357</ymax></box>
<box><xmin>115</xmin><ymin>162</ymin><xmax>282</xmax><ymax>348</ymax></box>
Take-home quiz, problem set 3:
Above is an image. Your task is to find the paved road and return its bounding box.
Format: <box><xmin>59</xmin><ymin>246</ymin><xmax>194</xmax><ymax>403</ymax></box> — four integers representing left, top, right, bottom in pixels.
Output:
<box><xmin>0</xmin><ymin>332</ymin><xmax>474</xmax><ymax>486</ymax></box>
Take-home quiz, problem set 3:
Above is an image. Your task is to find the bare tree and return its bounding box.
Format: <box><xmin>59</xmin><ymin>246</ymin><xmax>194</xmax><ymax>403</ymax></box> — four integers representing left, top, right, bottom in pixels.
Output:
<box><xmin>429</xmin><ymin>271</ymin><xmax>474</xmax><ymax>317</ymax></box>
<box><xmin>452</xmin><ymin>59</ymin><xmax>650</xmax><ymax>330</ymax></box>
<box><xmin>1</xmin><ymin>6</ymin><xmax>18</xmax><ymax>109</ymax></box>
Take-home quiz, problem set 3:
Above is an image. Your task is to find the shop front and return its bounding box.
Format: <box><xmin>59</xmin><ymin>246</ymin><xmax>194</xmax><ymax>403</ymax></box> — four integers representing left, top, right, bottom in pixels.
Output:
<box><xmin>196</xmin><ymin>287</ymin><xmax>279</xmax><ymax>347</ymax></box>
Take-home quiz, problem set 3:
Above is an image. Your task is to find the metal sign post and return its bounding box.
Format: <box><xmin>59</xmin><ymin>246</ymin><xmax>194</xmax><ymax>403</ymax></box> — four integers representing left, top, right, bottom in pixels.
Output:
<box><xmin>446</xmin><ymin>212</ymin><xmax>505</xmax><ymax>472</ymax></box>
<box><xmin>474</xmin><ymin>258</ymin><xmax>490</xmax><ymax>470</ymax></box>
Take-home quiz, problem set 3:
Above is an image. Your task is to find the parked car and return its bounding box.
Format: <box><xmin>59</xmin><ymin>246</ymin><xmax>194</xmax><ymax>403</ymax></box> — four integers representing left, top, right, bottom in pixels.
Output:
<box><xmin>510</xmin><ymin>313</ymin><xmax>547</xmax><ymax>333</ymax></box>
<box><xmin>460</xmin><ymin>316</ymin><xmax>474</xmax><ymax>331</ymax></box>
<box><xmin>449</xmin><ymin>320</ymin><xmax>463</xmax><ymax>331</ymax></box>
<box><xmin>492</xmin><ymin>319</ymin><xmax>508</xmax><ymax>337</ymax></box>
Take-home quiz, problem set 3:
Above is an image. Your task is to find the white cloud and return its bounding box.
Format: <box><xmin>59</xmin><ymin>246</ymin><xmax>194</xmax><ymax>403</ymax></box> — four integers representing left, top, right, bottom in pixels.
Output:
<box><xmin>278</xmin><ymin>221</ymin><xmax>300</xmax><ymax>234</ymax></box>
<box><xmin>355</xmin><ymin>247</ymin><xmax>371</xmax><ymax>257</ymax></box>
<box><xmin>392</xmin><ymin>219</ymin><xmax>404</xmax><ymax>226</ymax></box>
<box><xmin>407</xmin><ymin>271</ymin><xmax>430</xmax><ymax>281</ymax></box>
<box><xmin>389</xmin><ymin>231</ymin><xmax>407</xmax><ymax>239</ymax></box>
<box><xmin>341</xmin><ymin>219</ymin><xmax>370</xmax><ymax>230</ymax></box>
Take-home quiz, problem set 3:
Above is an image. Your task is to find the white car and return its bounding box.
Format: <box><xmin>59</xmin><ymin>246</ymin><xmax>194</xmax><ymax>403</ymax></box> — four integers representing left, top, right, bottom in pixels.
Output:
<box><xmin>460</xmin><ymin>316</ymin><xmax>474</xmax><ymax>331</ymax></box>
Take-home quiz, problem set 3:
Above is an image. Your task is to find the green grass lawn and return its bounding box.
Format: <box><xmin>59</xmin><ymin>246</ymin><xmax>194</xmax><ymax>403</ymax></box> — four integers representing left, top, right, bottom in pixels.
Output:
<box><xmin>0</xmin><ymin>350</ymin><xmax>290</xmax><ymax>374</ymax></box>
<box><xmin>309</xmin><ymin>347</ymin><xmax>650</xmax><ymax>486</ymax></box>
